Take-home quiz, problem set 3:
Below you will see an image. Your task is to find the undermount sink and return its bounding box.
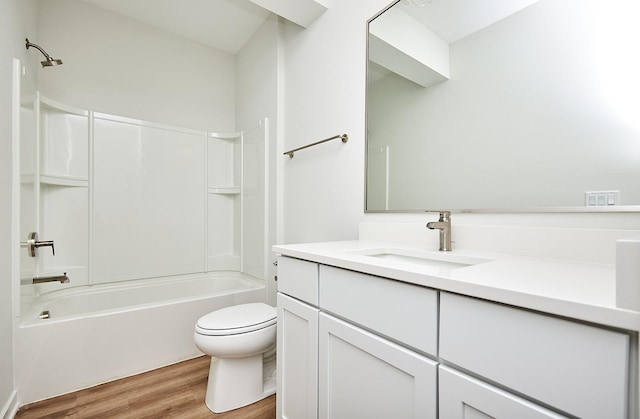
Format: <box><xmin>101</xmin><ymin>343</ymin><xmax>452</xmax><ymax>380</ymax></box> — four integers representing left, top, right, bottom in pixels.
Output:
<box><xmin>349</xmin><ymin>248</ymin><xmax>492</xmax><ymax>270</ymax></box>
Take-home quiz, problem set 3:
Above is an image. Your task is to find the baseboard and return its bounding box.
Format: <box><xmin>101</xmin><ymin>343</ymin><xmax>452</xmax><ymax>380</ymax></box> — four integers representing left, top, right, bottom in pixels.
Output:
<box><xmin>1</xmin><ymin>390</ymin><xmax>18</xmax><ymax>419</ymax></box>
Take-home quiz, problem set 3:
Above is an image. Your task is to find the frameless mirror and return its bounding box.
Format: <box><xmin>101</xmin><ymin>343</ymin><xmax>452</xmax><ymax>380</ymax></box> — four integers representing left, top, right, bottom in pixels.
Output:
<box><xmin>366</xmin><ymin>0</ymin><xmax>640</xmax><ymax>212</ymax></box>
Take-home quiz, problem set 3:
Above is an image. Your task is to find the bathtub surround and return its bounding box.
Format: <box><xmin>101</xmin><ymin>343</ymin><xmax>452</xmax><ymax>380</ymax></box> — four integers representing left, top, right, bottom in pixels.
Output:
<box><xmin>20</xmin><ymin>96</ymin><xmax>262</xmax><ymax>289</ymax></box>
<box><xmin>34</xmin><ymin>0</ymin><xmax>282</xmax><ymax>302</ymax></box>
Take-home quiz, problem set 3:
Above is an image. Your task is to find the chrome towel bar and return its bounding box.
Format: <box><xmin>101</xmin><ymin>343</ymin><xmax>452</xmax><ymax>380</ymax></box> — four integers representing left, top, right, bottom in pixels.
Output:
<box><xmin>284</xmin><ymin>133</ymin><xmax>348</xmax><ymax>158</ymax></box>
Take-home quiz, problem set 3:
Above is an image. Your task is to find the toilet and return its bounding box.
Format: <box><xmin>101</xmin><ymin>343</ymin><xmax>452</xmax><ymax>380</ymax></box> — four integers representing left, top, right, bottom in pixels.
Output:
<box><xmin>193</xmin><ymin>302</ymin><xmax>277</xmax><ymax>413</ymax></box>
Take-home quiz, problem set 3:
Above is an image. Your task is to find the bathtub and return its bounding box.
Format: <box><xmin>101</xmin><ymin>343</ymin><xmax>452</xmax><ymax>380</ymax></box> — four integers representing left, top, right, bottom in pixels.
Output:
<box><xmin>15</xmin><ymin>272</ymin><xmax>266</xmax><ymax>404</ymax></box>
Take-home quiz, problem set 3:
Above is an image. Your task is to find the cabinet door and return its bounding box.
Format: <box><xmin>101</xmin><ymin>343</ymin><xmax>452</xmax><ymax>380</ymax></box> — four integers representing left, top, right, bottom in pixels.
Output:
<box><xmin>277</xmin><ymin>293</ymin><xmax>319</xmax><ymax>419</ymax></box>
<box><xmin>319</xmin><ymin>313</ymin><xmax>437</xmax><ymax>419</ymax></box>
<box><xmin>440</xmin><ymin>366</ymin><xmax>568</xmax><ymax>419</ymax></box>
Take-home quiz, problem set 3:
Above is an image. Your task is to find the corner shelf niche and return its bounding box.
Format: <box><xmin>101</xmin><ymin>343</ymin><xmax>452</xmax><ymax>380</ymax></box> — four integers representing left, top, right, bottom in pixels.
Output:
<box><xmin>207</xmin><ymin>131</ymin><xmax>243</xmax><ymax>272</ymax></box>
<box><xmin>36</xmin><ymin>95</ymin><xmax>90</xmax><ymax>287</ymax></box>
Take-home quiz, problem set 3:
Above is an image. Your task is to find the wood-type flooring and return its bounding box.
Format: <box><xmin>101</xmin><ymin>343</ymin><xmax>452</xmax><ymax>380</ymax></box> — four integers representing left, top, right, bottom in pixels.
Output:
<box><xmin>15</xmin><ymin>356</ymin><xmax>276</xmax><ymax>419</ymax></box>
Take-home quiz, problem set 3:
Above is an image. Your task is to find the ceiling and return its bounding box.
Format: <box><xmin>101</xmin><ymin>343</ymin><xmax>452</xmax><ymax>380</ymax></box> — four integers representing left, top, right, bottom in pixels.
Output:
<box><xmin>78</xmin><ymin>0</ymin><xmax>540</xmax><ymax>55</ymax></box>
<box><xmin>398</xmin><ymin>0</ymin><xmax>540</xmax><ymax>43</ymax></box>
<box><xmin>80</xmin><ymin>0</ymin><xmax>271</xmax><ymax>54</ymax></box>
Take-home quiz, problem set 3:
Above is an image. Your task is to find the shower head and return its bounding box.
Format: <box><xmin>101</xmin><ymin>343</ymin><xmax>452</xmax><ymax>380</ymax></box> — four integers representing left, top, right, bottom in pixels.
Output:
<box><xmin>25</xmin><ymin>38</ymin><xmax>63</xmax><ymax>67</ymax></box>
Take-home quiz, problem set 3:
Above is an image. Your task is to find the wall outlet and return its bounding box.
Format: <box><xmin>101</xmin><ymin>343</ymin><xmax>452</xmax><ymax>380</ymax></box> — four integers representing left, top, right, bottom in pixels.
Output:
<box><xmin>585</xmin><ymin>190</ymin><xmax>619</xmax><ymax>206</ymax></box>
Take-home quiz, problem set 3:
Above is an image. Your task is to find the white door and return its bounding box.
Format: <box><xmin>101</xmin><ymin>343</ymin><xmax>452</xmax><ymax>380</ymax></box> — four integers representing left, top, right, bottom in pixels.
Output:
<box><xmin>439</xmin><ymin>366</ymin><xmax>568</xmax><ymax>419</ymax></box>
<box><xmin>319</xmin><ymin>313</ymin><xmax>437</xmax><ymax>419</ymax></box>
<box><xmin>277</xmin><ymin>293</ymin><xmax>319</xmax><ymax>419</ymax></box>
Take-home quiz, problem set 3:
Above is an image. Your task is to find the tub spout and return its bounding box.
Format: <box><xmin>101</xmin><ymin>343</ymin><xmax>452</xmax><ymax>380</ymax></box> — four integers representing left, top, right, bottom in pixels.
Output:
<box><xmin>32</xmin><ymin>272</ymin><xmax>70</xmax><ymax>284</ymax></box>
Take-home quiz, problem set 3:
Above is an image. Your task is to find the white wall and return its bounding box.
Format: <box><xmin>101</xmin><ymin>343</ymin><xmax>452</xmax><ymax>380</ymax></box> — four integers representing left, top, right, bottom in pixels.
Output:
<box><xmin>36</xmin><ymin>0</ymin><xmax>236</xmax><ymax>132</ymax></box>
<box><xmin>0</xmin><ymin>0</ymin><xmax>39</xmax><ymax>416</ymax></box>
<box><xmin>280</xmin><ymin>0</ymin><xmax>640</xmax><ymax>245</ymax></box>
<box><xmin>281</xmin><ymin>0</ymin><xmax>391</xmax><ymax>244</ymax></box>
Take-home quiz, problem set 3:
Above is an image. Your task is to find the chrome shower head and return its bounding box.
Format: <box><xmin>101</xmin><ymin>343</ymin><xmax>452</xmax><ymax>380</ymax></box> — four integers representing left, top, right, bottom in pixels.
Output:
<box><xmin>25</xmin><ymin>38</ymin><xmax>63</xmax><ymax>68</ymax></box>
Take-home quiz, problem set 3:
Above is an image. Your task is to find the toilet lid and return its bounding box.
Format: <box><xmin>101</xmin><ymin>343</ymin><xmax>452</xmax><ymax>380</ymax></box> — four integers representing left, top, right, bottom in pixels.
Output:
<box><xmin>195</xmin><ymin>303</ymin><xmax>276</xmax><ymax>336</ymax></box>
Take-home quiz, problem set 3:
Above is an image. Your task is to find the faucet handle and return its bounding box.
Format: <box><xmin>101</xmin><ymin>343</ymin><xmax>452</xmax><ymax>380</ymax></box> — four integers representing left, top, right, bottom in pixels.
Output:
<box><xmin>426</xmin><ymin>210</ymin><xmax>451</xmax><ymax>221</ymax></box>
<box><xmin>22</xmin><ymin>232</ymin><xmax>55</xmax><ymax>257</ymax></box>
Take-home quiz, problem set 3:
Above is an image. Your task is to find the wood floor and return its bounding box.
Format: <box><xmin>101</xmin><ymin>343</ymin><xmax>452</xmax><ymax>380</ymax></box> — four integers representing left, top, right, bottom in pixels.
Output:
<box><xmin>15</xmin><ymin>356</ymin><xmax>276</xmax><ymax>419</ymax></box>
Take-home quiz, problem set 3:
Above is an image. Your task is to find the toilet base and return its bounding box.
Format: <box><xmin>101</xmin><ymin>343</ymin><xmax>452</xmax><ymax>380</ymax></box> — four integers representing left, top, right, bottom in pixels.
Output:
<box><xmin>205</xmin><ymin>354</ymin><xmax>276</xmax><ymax>413</ymax></box>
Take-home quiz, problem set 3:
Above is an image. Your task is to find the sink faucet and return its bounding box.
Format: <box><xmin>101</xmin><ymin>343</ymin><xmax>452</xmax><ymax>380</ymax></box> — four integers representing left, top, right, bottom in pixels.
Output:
<box><xmin>426</xmin><ymin>211</ymin><xmax>452</xmax><ymax>252</ymax></box>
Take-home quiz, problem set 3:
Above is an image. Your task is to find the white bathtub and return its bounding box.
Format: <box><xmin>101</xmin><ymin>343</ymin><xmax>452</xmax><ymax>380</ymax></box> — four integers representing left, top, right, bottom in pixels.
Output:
<box><xmin>15</xmin><ymin>272</ymin><xmax>266</xmax><ymax>404</ymax></box>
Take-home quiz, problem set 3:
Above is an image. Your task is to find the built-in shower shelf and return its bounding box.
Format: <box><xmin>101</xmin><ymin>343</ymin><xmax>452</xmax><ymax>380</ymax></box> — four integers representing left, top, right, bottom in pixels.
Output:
<box><xmin>209</xmin><ymin>132</ymin><xmax>241</xmax><ymax>140</ymax></box>
<box><xmin>40</xmin><ymin>174</ymin><xmax>88</xmax><ymax>187</ymax></box>
<box><xmin>208</xmin><ymin>187</ymin><xmax>240</xmax><ymax>195</ymax></box>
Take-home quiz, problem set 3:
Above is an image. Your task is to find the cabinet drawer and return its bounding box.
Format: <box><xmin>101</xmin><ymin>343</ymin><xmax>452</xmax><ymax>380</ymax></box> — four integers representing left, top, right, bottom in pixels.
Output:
<box><xmin>440</xmin><ymin>292</ymin><xmax>630</xmax><ymax>419</ymax></box>
<box><xmin>320</xmin><ymin>265</ymin><xmax>438</xmax><ymax>356</ymax></box>
<box><xmin>277</xmin><ymin>256</ymin><xmax>318</xmax><ymax>305</ymax></box>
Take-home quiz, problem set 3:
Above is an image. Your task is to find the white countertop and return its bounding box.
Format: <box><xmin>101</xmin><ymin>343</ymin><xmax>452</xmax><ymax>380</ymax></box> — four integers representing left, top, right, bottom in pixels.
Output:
<box><xmin>274</xmin><ymin>240</ymin><xmax>640</xmax><ymax>331</ymax></box>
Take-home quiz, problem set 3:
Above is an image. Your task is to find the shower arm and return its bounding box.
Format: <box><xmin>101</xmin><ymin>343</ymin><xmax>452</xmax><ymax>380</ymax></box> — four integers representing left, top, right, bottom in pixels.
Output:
<box><xmin>25</xmin><ymin>38</ymin><xmax>54</xmax><ymax>60</ymax></box>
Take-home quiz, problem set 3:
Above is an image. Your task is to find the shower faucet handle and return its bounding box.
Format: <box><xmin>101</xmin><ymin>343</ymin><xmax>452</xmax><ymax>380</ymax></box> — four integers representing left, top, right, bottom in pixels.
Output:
<box><xmin>22</xmin><ymin>232</ymin><xmax>55</xmax><ymax>257</ymax></box>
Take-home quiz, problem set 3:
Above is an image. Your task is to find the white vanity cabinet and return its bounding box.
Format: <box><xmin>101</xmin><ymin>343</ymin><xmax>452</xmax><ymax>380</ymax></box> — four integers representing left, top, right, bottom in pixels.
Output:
<box><xmin>276</xmin><ymin>257</ymin><xmax>320</xmax><ymax>419</ymax></box>
<box><xmin>276</xmin><ymin>254</ymin><xmax>635</xmax><ymax>419</ymax></box>
<box><xmin>277</xmin><ymin>256</ymin><xmax>438</xmax><ymax>418</ymax></box>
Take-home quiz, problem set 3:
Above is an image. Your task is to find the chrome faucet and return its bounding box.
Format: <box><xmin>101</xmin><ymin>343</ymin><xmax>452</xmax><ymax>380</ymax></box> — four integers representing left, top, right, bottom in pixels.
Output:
<box><xmin>426</xmin><ymin>211</ymin><xmax>452</xmax><ymax>252</ymax></box>
<box><xmin>32</xmin><ymin>272</ymin><xmax>70</xmax><ymax>284</ymax></box>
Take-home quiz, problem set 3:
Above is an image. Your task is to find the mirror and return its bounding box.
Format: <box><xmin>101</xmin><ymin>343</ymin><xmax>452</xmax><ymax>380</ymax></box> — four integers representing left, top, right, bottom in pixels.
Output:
<box><xmin>366</xmin><ymin>0</ymin><xmax>640</xmax><ymax>212</ymax></box>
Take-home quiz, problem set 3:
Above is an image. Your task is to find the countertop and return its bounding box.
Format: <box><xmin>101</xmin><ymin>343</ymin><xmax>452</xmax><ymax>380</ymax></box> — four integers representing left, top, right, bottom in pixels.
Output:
<box><xmin>273</xmin><ymin>240</ymin><xmax>640</xmax><ymax>331</ymax></box>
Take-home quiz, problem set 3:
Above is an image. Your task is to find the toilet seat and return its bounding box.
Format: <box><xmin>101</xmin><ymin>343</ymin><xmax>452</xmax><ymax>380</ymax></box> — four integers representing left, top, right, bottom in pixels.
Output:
<box><xmin>196</xmin><ymin>303</ymin><xmax>276</xmax><ymax>336</ymax></box>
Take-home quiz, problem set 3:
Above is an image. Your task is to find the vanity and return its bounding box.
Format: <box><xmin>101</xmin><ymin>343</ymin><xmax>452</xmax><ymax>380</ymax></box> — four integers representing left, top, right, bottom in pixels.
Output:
<box><xmin>274</xmin><ymin>238</ymin><xmax>639</xmax><ymax>419</ymax></box>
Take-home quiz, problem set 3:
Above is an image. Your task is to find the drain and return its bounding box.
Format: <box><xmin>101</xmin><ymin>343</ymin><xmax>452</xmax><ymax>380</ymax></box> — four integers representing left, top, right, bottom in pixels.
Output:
<box><xmin>38</xmin><ymin>310</ymin><xmax>50</xmax><ymax>319</ymax></box>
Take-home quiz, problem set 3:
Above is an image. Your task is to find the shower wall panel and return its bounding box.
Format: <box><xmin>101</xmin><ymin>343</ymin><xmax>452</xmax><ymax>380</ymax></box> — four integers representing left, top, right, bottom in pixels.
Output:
<box><xmin>93</xmin><ymin>117</ymin><xmax>206</xmax><ymax>283</ymax></box>
<box><xmin>37</xmin><ymin>100</ymin><xmax>89</xmax><ymax>291</ymax></box>
<box><xmin>40</xmin><ymin>109</ymin><xmax>88</xmax><ymax>179</ymax></box>
<box><xmin>40</xmin><ymin>184</ymin><xmax>88</xmax><ymax>284</ymax></box>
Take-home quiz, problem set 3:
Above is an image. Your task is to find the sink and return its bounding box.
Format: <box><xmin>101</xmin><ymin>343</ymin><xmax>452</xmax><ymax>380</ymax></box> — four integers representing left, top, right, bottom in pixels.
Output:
<box><xmin>349</xmin><ymin>248</ymin><xmax>492</xmax><ymax>270</ymax></box>
<box><xmin>368</xmin><ymin>253</ymin><xmax>472</xmax><ymax>269</ymax></box>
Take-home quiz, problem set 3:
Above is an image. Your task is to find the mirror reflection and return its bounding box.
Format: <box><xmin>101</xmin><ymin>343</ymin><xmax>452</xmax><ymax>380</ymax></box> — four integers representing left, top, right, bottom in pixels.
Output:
<box><xmin>366</xmin><ymin>0</ymin><xmax>640</xmax><ymax>212</ymax></box>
